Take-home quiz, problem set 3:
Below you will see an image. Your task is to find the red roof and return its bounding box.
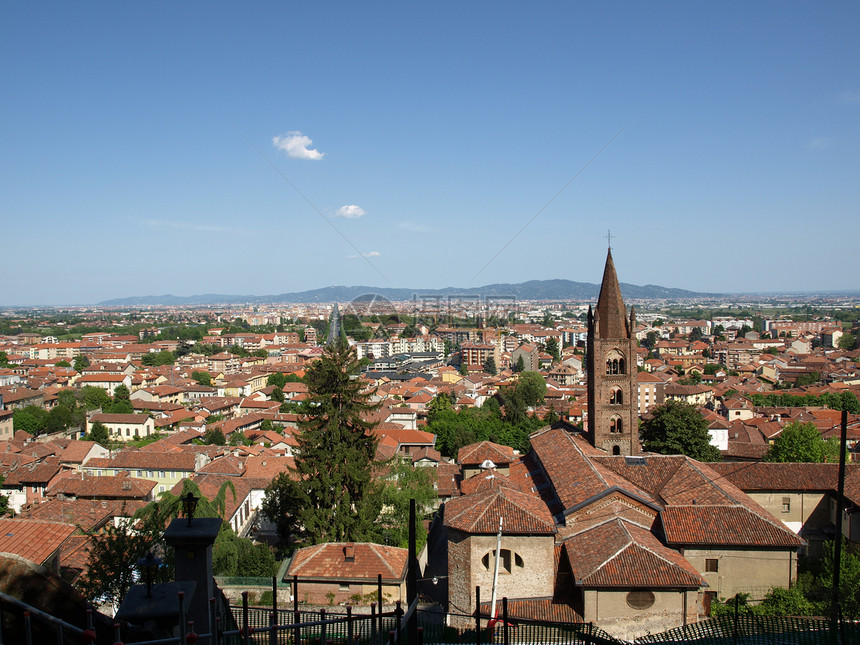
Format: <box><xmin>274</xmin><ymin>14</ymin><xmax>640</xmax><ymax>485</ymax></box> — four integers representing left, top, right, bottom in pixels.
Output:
<box><xmin>287</xmin><ymin>542</ymin><xmax>408</xmax><ymax>583</ymax></box>
<box><xmin>0</xmin><ymin>519</ymin><xmax>77</xmax><ymax>565</ymax></box>
<box><xmin>564</xmin><ymin>519</ymin><xmax>704</xmax><ymax>588</ymax></box>
<box><xmin>444</xmin><ymin>486</ymin><xmax>555</xmax><ymax>534</ymax></box>
<box><xmin>661</xmin><ymin>505</ymin><xmax>804</xmax><ymax>547</ymax></box>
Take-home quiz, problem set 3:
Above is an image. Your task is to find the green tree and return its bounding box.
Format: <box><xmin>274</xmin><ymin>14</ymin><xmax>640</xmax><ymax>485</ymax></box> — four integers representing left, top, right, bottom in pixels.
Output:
<box><xmin>262</xmin><ymin>343</ymin><xmax>381</xmax><ymax>545</ymax></box>
<box><xmin>517</xmin><ymin>372</ymin><xmax>546</xmax><ymax>407</ymax></box>
<box><xmin>202</xmin><ymin>427</ymin><xmax>226</xmax><ymax>445</ymax></box>
<box><xmin>376</xmin><ymin>457</ymin><xmax>437</xmax><ymax>550</ymax></box>
<box><xmin>78</xmin><ymin>517</ymin><xmax>163</xmax><ymax>605</ymax></box>
<box><xmin>140</xmin><ymin>349</ymin><xmax>176</xmax><ymax>367</ymax></box>
<box><xmin>545</xmin><ymin>337</ymin><xmax>560</xmax><ymax>361</ymax></box>
<box><xmin>0</xmin><ymin>351</ymin><xmax>8</xmax><ymax>366</ymax></box>
<box><xmin>55</xmin><ymin>360</ymin><xmax>71</xmax><ymax>368</ymax></box>
<box><xmin>191</xmin><ymin>370</ymin><xmax>212</xmax><ymax>386</ymax></box>
<box><xmin>267</xmin><ymin>372</ymin><xmax>288</xmax><ymax>389</ymax></box>
<box><xmin>765</xmin><ymin>421</ymin><xmax>839</xmax><ymax>463</ymax></box>
<box><xmin>640</xmin><ymin>400</ymin><xmax>721</xmax><ymax>461</ymax></box>
<box><xmin>839</xmin><ymin>332</ymin><xmax>857</xmax><ymax>351</ymax></box>
<box><xmin>514</xmin><ymin>355</ymin><xmax>526</xmax><ymax>373</ymax></box>
<box><xmin>73</xmin><ymin>355</ymin><xmax>90</xmax><ymax>372</ymax></box>
<box><xmin>88</xmin><ymin>421</ymin><xmax>110</xmax><ymax>445</ymax></box>
<box><xmin>81</xmin><ymin>386</ymin><xmax>111</xmax><ymax>410</ymax></box>
<box><xmin>483</xmin><ymin>356</ymin><xmax>497</xmax><ymax>376</ymax></box>
<box><xmin>12</xmin><ymin>405</ymin><xmax>48</xmax><ymax>435</ymax></box>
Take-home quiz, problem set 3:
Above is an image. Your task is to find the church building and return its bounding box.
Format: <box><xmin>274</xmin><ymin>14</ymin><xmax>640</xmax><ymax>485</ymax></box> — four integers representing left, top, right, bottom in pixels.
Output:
<box><xmin>587</xmin><ymin>249</ymin><xmax>639</xmax><ymax>455</ymax></box>
<box><xmin>432</xmin><ymin>248</ymin><xmax>805</xmax><ymax>640</ymax></box>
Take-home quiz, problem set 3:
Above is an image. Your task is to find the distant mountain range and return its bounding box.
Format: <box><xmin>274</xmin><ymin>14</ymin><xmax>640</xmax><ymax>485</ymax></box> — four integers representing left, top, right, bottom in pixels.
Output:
<box><xmin>98</xmin><ymin>280</ymin><xmax>720</xmax><ymax>306</ymax></box>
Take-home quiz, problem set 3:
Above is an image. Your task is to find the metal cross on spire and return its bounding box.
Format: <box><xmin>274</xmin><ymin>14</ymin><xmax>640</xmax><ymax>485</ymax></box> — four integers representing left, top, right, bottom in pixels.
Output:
<box><xmin>606</xmin><ymin>229</ymin><xmax>613</xmax><ymax>250</ymax></box>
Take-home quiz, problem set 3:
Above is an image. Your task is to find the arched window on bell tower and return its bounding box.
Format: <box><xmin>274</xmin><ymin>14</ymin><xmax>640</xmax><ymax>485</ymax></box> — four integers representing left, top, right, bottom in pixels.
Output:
<box><xmin>606</xmin><ymin>349</ymin><xmax>626</xmax><ymax>375</ymax></box>
<box><xmin>610</xmin><ymin>387</ymin><xmax>623</xmax><ymax>405</ymax></box>
<box><xmin>610</xmin><ymin>416</ymin><xmax>623</xmax><ymax>434</ymax></box>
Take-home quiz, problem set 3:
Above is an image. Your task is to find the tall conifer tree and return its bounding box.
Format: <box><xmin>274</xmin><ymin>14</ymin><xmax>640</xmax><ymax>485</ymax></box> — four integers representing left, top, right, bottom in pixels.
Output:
<box><xmin>265</xmin><ymin>342</ymin><xmax>381</xmax><ymax>545</ymax></box>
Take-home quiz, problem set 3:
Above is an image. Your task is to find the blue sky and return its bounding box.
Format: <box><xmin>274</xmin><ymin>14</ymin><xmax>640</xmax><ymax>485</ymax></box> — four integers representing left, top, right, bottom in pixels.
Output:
<box><xmin>2</xmin><ymin>2</ymin><xmax>858</xmax><ymax>305</ymax></box>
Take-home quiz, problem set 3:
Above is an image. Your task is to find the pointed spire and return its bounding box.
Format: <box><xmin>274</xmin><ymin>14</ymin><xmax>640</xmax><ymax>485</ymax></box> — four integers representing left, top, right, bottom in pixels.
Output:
<box><xmin>595</xmin><ymin>249</ymin><xmax>629</xmax><ymax>339</ymax></box>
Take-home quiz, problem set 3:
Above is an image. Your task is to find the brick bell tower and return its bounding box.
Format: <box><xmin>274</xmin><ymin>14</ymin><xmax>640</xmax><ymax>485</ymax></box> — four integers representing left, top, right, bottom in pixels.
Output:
<box><xmin>587</xmin><ymin>248</ymin><xmax>640</xmax><ymax>455</ymax></box>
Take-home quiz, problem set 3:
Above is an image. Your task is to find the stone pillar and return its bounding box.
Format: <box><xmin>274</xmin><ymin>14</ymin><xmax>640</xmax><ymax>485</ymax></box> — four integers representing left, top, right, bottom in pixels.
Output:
<box><xmin>164</xmin><ymin>517</ymin><xmax>222</xmax><ymax>638</ymax></box>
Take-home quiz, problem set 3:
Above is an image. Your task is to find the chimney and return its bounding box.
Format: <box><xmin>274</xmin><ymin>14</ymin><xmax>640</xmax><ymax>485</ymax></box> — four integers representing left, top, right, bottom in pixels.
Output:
<box><xmin>344</xmin><ymin>544</ymin><xmax>355</xmax><ymax>561</ymax></box>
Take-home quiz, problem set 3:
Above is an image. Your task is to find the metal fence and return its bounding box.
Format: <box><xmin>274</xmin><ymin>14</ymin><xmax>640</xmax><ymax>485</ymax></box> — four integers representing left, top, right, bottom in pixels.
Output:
<box><xmin>634</xmin><ymin>615</ymin><xmax>860</xmax><ymax>645</ymax></box>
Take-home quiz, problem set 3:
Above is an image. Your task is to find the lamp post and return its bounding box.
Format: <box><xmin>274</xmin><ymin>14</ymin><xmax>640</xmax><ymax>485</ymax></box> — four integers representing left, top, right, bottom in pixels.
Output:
<box><xmin>136</xmin><ymin>552</ymin><xmax>162</xmax><ymax>598</ymax></box>
<box><xmin>181</xmin><ymin>492</ymin><xmax>198</xmax><ymax>527</ymax></box>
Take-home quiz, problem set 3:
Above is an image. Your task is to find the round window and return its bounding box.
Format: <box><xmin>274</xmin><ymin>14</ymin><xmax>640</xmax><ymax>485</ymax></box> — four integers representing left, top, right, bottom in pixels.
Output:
<box><xmin>626</xmin><ymin>591</ymin><xmax>655</xmax><ymax>610</ymax></box>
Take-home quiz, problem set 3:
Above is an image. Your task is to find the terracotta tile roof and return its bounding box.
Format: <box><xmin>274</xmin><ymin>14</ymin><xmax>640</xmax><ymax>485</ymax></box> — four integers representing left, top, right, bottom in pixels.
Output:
<box><xmin>411</xmin><ymin>446</ymin><xmax>442</xmax><ymax>463</ymax></box>
<box><xmin>563</xmin><ymin>519</ymin><xmax>704</xmax><ymax>588</ymax></box>
<box><xmin>48</xmin><ymin>473</ymin><xmax>156</xmax><ymax>500</ymax></box>
<box><xmin>85</xmin><ymin>450</ymin><xmax>198</xmax><ymax>471</ymax></box>
<box><xmin>90</xmin><ymin>413</ymin><xmax>151</xmax><ymax>425</ymax></box>
<box><xmin>0</xmin><ymin>519</ymin><xmax>77</xmax><ymax>565</ymax></box>
<box><xmin>435</xmin><ymin>463</ymin><xmax>462</xmax><ymax>498</ymax></box>
<box><xmin>661</xmin><ymin>505</ymin><xmax>804</xmax><ymax>547</ymax></box>
<box><xmin>444</xmin><ymin>486</ymin><xmax>555</xmax><ymax>534</ymax></box>
<box><xmin>240</xmin><ymin>454</ymin><xmax>294</xmax><ymax>480</ymax></box>
<box><xmin>477</xmin><ymin>597</ymin><xmax>581</xmax><ymax>622</ymax></box>
<box><xmin>458</xmin><ymin>441</ymin><xmax>515</xmax><ymax>466</ymax></box>
<box><xmin>3</xmin><ymin>456</ymin><xmax>62</xmax><ymax>486</ymax></box>
<box><xmin>22</xmin><ymin>498</ymin><xmax>143</xmax><ymax>532</ymax></box>
<box><xmin>708</xmin><ymin>462</ymin><xmax>841</xmax><ymax>492</ymax></box>
<box><xmin>460</xmin><ymin>472</ymin><xmax>524</xmax><ymax>496</ymax></box>
<box><xmin>58</xmin><ymin>534</ymin><xmax>92</xmax><ymax>578</ymax></box>
<box><xmin>287</xmin><ymin>542</ymin><xmax>408</xmax><ymax>583</ymax></box>
<box><xmin>529</xmin><ymin>426</ymin><xmax>653</xmax><ymax>513</ymax></box>
<box><xmin>58</xmin><ymin>440</ymin><xmax>99</xmax><ymax>464</ymax></box>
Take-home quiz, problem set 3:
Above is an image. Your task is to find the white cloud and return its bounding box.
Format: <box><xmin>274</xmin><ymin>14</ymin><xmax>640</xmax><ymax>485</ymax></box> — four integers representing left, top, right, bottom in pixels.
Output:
<box><xmin>271</xmin><ymin>131</ymin><xmax>325</xmax><ymax>160</ymax></box>
<box><xmin>347</xmin><ymin>251</ymin><xmax>381</xmax><ymax>259</ymax></box>
<box><xmin>336</xmin><ymin>205</ymin><xmax>366</xmax><ymax>218</ymax></box>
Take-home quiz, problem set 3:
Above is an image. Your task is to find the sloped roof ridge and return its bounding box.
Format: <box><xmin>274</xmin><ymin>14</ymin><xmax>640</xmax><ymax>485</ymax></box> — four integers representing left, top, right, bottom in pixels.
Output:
<box><xmin>588</xmin><ymin>519</ymin><xmax>633</xmax><ymax>576</ymax></box>
<box><xmin>684</xmin><ymin>457</ymin><xmax>745</xmax><ymax>506</ymax></box>
<box><xmin>367</xmin><ymin>542</ymin><xmax>401</xmax><ymax>577</ymax></box>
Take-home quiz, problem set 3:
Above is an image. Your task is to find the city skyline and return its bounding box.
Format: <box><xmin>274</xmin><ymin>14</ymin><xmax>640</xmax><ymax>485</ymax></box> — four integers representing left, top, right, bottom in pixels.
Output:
<box><xmin>3</xmin><ymin>2</ymin><xmax>859</xmax><ymax>306</ymax></box>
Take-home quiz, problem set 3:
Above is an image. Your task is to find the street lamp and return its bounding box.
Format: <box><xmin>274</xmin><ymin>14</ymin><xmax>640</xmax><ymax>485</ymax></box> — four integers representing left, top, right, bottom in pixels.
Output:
<box><xmin>136</xmin><ymin>552</ymin><xmax>161</xmax><ymax>598</ymax></box>
<box><xmin>182</xmin><ymin>492</ymin><xmax>198</xmax><ymax>526</ymax></box>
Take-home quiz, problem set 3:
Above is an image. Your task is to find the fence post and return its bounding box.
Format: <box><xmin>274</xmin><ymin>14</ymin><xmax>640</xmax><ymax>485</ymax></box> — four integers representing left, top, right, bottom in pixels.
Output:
<box><xmin>475</xmin><ymin>587</ymin><xmax>481</xmax><ymax>645</ymax></box>
<box><xmin>179</xmin><ymin>592</ymin><xmax>187</xmax><ymax>645</ymax></box>
<box><xmin>371</xmin><ymin>602</ymin><xmax>377</xmax><ymax>645</ymax></box>
<box><xmin>210</xmin><ymin>597</ymin><xmax>219</xmax><ymax>645</ymax></box>
<box><xmin>294</xmin><ymin>575</ymin><xmax>301</xmax><ymax>645</ymax></box>
<box><xmin>417</xmin><ymin>625</ymin><xmax>424</xmax><ymax>645</ymax></box>
<box><xmin>243</xmin><ymin>591</ymin><xmax>250</xmax><ymax>645</ymax></box>
<box><xmin>112</xmin><ymin>622</ymin><xmax>121</xmax><ymax>645</ymax></box>
<box><xmin>23</xmin><ymin>611</ymin><xmax>32</xmax><ymax>645</ymax></box>
<box><xmin>270</xmin><ymin>610</ymin><xmax>278</xmax><ymax>645</ymax></box>
<box><xmin>394</xmin><ymin>601</ymin><xmax>403</xmax><ymax>645</ymax></box>
<box><xmin>347</xmin><ymin>605</ymin><xmax>354</xmax><ymax>644</ymax></box>
<box><xmin>378</xmin><ymin>575</ymin><xmax>384</xmax><ymax>640</ymax></box>
<box><xmin>503</xmin><ymin>597</ymin><xmax>509</xmax><ymax>645</ymax></box>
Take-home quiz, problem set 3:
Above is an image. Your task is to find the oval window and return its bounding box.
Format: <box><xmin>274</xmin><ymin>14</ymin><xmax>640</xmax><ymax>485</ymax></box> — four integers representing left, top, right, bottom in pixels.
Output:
<box><xmin>626</xmin><ymin>591</ymin><xmax>655</xmax><ymax>610</ymax></box>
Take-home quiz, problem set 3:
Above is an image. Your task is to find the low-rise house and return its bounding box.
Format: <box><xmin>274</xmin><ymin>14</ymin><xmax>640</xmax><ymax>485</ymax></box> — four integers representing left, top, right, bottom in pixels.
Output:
<box><xmin>48</xmin><ymin>472</ymin><xmax>157</xmax><ymax>503</ymax></box>
<box><xmin>0</xmin><ymin>519</ymin><xmax>78</xmax><ymax>573</ymax></box>
<box><xmin>286</xmin><ymin>542</ymin><xmax>408</xmax><ymax>605</ymax></box>
<box><xmin>74</xmin><ymin>373</ymin><xmax>132</xmax><ymax>396</ymax></box>
<box><xmin>2</xmin><ymin>456</ymin><xmax>64</xmax><ymax>512</ymax></box>
<box><xmin>0</xmin><ymin>409</ymin><xmax>13</xmax><ymax>441</ymax></box>
<box><xmin>88</xmin><ymin>413</ymin><xmax>156</xmax><ymax>441</ymax></box>
<box><xmin>82</xmin><ymin>449</ymin><xmax>210</xmax><ymax>494</ymax></box>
